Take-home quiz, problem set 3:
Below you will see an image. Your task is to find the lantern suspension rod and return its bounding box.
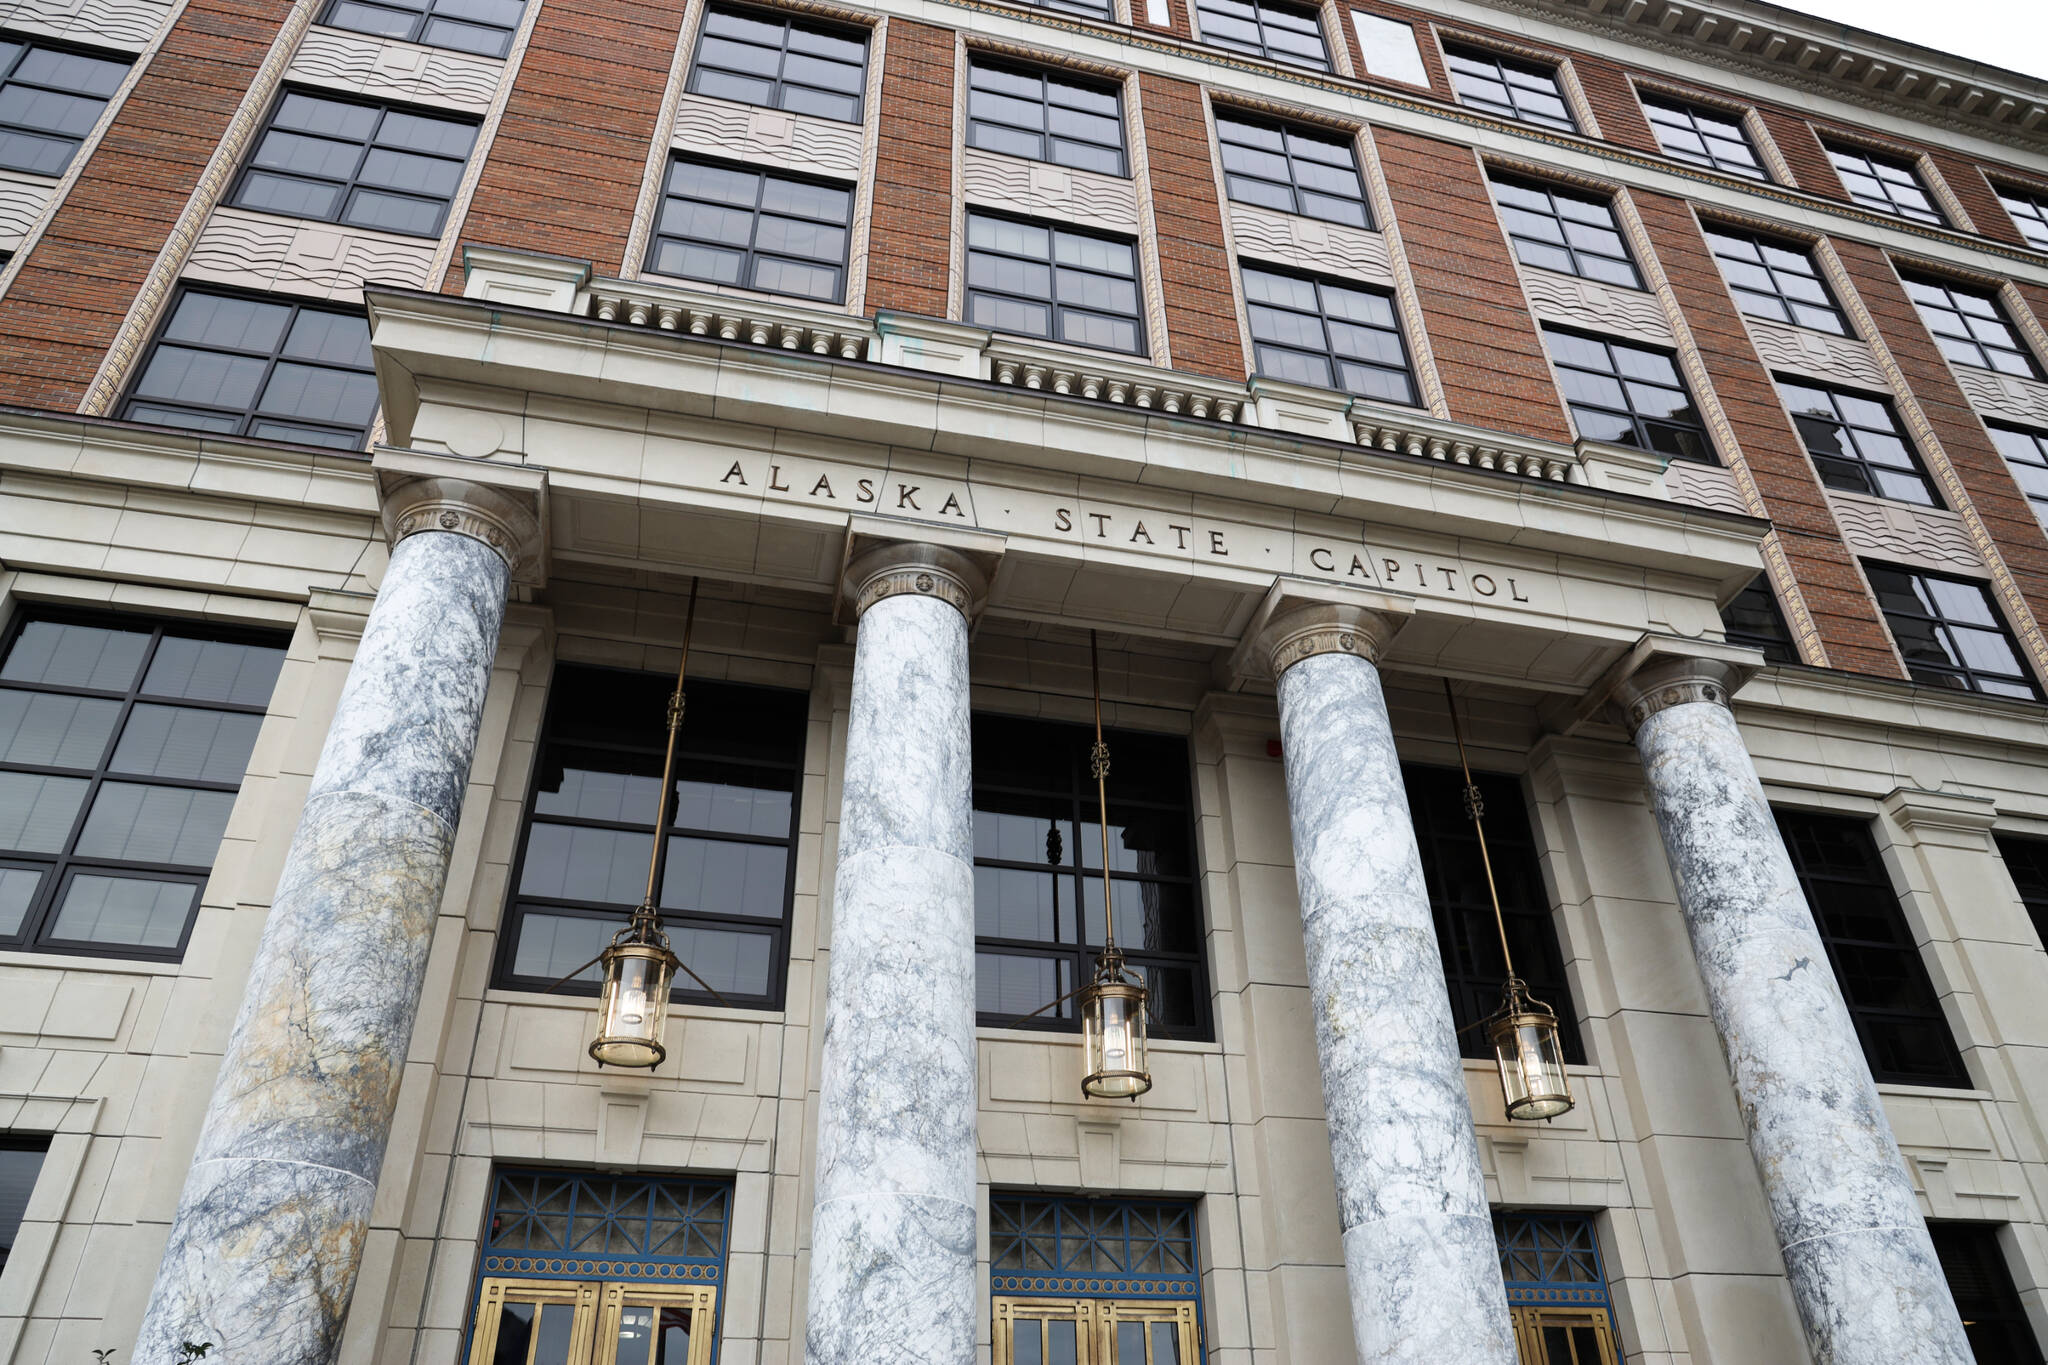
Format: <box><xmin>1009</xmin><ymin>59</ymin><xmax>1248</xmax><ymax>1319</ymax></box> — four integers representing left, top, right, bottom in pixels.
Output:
<box><xmin>641</xmin><ymin>577</ymin><xmax>700</xmax><ymax>908</ymax></box>
<box><xmin>1443</xmin><ymin>677</ymin><xmax>1516</xmax><ymax>983</ymax></box>
<box><xmin>1090</xmin><ymin>630</ymin><xmax>1116</xmax><ymax>957</ymax></box>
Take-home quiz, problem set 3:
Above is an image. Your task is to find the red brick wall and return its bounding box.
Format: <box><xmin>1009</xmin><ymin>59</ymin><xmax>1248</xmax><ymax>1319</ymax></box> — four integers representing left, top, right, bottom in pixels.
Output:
<box><xmin>1136</xmin><ymin>75</ymin><xmax>1242</xmax><ymax>380</ymax></box>
<box><xmin>862</xmin><ymin>20</ymin><xmax>954</xmax><ymax>319</ymax></box>
<box><xmin>1924</xmin><ymin>150</ymin><xmax>2023</xmax><ymax>246</ymax></box>
<box><xmin>441</xmin><ymin>0</ymin><xmax>690</xmax><ymax>289</ymax></box>
<box><xmin>1632</xmin><ymin>193</ymin><xmax>1906</xmax><ymax>675</ymax></box>
<box><xmin>1755</xmin><ymin>109</ymin><xmax>1842</xmax><ymax>197</ymax></box>
<box><xmin>1372</xmin><ymin>129</ymin><xmax>1574</xmax><ymax>442</ymax></box>
<box><xmin>1837</xmin><ymin>240</ymin><xmax>2048</xmax><ymax>641</ymax></box>
<box><xmin>0</xmin><ymin>0</ymin><xmax>288</xmax><ymax>413</ymax></box>
<box><xmin>1569</xmin><ymin>55</ymin><xmax>1658</xmax><ymax>155</ymax></box>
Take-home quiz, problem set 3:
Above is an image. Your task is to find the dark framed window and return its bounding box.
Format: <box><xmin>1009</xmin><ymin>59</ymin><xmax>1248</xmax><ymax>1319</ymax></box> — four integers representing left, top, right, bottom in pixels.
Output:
<box><xmin>1703</xmin><ymin>226</ymin><xmax>1848</xmax><ymax>335</ymax></box>
<box><xmin>687</xmin><ymin>5</ymin><xmax>868</xmax><ymax>124</ymax></box>
<box><xmin>1825</xmin><ymin>143</ymin><xmax>1945</xmax><ymax>226</ymax></box>
<box><xmin>0</xmin><ymin>1137</ymin><xmax>46</xmax><ymax>1273</ymax></box>
<box><xmin>1996</xmin><ymin>184</ymin><xmax>2048</xmax><ymax>252</ymax></box>
<box><xmin>1901</xmin><ymin>276</ymin><xmax>2043</xmax><ymax>379</ymax></box>
<box><xmin>967</xmin><ymin>59</ymin><xmax>1125</xmax><ymax>178</ymax></box>
<box><xmin>966</xmin><ymin>212</ymin><xmax>1146</xmax><ymax>356</ymax></box>
<box><xmin>1997</xmin><ymin>833</ymin><xmax>2048</xmax><ymax>950</ymax></box>
<box><xmin>1443</xmin><ymin>43</ymin><xmax>1577</xmax><ymax>133</ymax></box>
<box><xmin>1776</xmin><ymin>378</ymin><xmax>1939</xmax><ymax>506</ymax></box>
<box><xmin>0</xmin><ymin>612</ymin><xmax>286</xmax><ymax>961</ymax></box>
<box><xmin>1191</xmin><ymin>0</ymin><xmax>1329</xmax><ymax>69</ymax></box>
<box><xmin>1542</xmin><ymin>326</ymin><xmax>1715</xmax><ymax>464</ymax></box>
<box><xmin>990</xmin><ymin>1195</ymin><xmax>1201</xmax><ymax>1360</ymax></box>
<box><xmin>1866</xmin><ymin>563</ymin><xmax>2042</xmax><ymax>701</ymax></box>
<box><xmin>318</xmin><ymin>0</ymin><xmax>524</xmax><ymax>58</ymax></box>
<box><xmin>1928</xmin><ymin>1224</ymin><xmax>2046</xmax><ymax>1365</ymax></box>
<box><xmin>1407</xmin><ymin>764</ymin><xmax>1582</xmax><ymax>1065</ymax></box>
<box><xmin>1640</xmin><ymin>96</ymin><xmax>1766</xmax><ymax>180</ymax></box>
<box><xmin>0</xmin><ymin>38</ymin><xmax>128</xmax><ymax>177</ymax></box>
<box><xmin>495</xmin><ymin>665</ymin><xmax>806</xmax><ymax>1010</ymax></box>
<box><xmin>1214</xmin><ymin>111</ymin><xmax>1370</xmax><ymax>228</ymax></box>
<box><xmin>647</xmin><ymin>156</ymin><xmax>851</xmax><ymax>303</ymax></box>
<box><xmin>1775</xmin><ymin>809</ymin><xmax>1969</xmax><ymax>1087</ymax></box>
<box><xmin>119</xmin><ymin>288</ymin><xmax>377</xmax><ymax>450</ymax></box>
<box><xmin>1495</xmin><ymin>1212</ymin><xmax>1624</xmax><ymax>1364</ymax></box>
<box><xmin>1242</xmin><ymin>264</ymin><xmax>1416</xmax><ymax>406</ymax></box>
<box><xmin>971</xmin><ymin>714</ymin><xmax>1207</xmax><ymax>1041</ymax></box>
<box><xmin>1016</xmin><ymin>0</ymin><xmax>1112</xmax><ymax>19</ymax></box>
<box><xmin>1487</xmin><ymin>175</ymin><xmax>1641</xmax><ymax>289</ymax></box>
<box><xmin>1989</xmin><ymin>423</ymin><xmax>2048</xmax><ymax>533</ymax></box>
<box><xmin>1721</xmin><ymin>580</ymin><xmax>1799</xmax><ymax>665</ymax></box>
<box><xmin>231</xmin><ymin>89</ymin><xmax>475</xmax><ymax>238</ymax></box>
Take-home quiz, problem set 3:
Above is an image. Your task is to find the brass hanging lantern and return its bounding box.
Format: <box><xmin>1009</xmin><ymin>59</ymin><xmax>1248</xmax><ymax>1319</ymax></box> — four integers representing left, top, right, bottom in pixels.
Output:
<box><xmin>1443</xmin><ymin>679</ymin><xmax>1574</xmax><ymax>1122</ymax></box>
<box><xmin>1076</xmin><ymin>631</ymin><xmax>1152</xmax><ymax>1100</ymax></box>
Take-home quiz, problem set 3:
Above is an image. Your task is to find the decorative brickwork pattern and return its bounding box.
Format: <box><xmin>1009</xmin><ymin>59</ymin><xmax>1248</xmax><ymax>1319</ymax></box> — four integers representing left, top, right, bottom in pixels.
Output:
<box><xmin>864</xmin><ymin>19</ymin><xmax>954</xmax><ymax>319</ymax></box>
<box><xmin>1372</xmin><ymin>130</ymin><xmax>1572</xmax><ymax>442</ymax></box>
<box><xmin>1336</xmin><ymin>1</ymin><xmax>1451</xmax><ymax>97</ymax></box>
<box><xmin>1138</xmin><ymin>74</ymin><xmax>1243</xmax><ymax>381</ymax></box>
<box><xmin>437</xmin><ymin>0</ymin><xmax>691</xmax><ymax>289</ymax></box>
<box><xmin>1632</xmin><ymin>191</ymin><xmax>1907</xmax><ymax>676</ymax></box>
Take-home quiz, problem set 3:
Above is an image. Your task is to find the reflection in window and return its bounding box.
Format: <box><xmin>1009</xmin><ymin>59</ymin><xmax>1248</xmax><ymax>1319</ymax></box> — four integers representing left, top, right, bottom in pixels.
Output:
<box><xmin>232</xmin><ymin>89</ymin><xmax>477</xmax><ymax>237</ymax></box>
<box><xmin>1192</xmin><ymin>0</ymin><xmax>1328</xmax><ymax>68</ymax></box>
<box><xmin>1988</xmin><ymin>424</ymin><xmax>2048</xmax><ymax>533</ymax></box>
<box><xmin>1865</xmin><ymin>563</ymin><xmax>2042</xmax><ymax>700</ymax></box>
<box><xmin>1996</xmin><ymin>184</ymin><xmax>2048</xmax><ymax>251</ymax></box>
<box><xmin>0</xmin><ymin>614</ymin><xmax>285</xmax><ymax>958</ymax></box>
<box><xmin>1720</xmin><ymin>581</ymin><xmax>1799</xmax><ymax>665</ymax></box>
<box><xmin>1775</xmin><ymin>379</ymin><xmax>1939</xmax><ymax>506</ymax></box>
<box><xmin>1542</xmin><ymin>326</ymin><xmax>1715</xmax><ymax>464</ymax></box>
<box><xmin>1444</xmin><ymin>43</ymin><xmax>1576</xmax><ymax>132</ymax></box>
<box><xmin>687</xmin><ymin>5</ymin><xmax>868</xmax><ymax>124</ymax></box>
<box><xmin>1215</xmin><ymin>111</ymin><xmax>1370</xmax><ymax>227</ymax></box>
<box><xmin>971</xmin><ymin>714</ymin><xmax>1206</xmax><ymax>1038</ymax></box>
<box><xmin>1900</xmin><ymin>276</ymin><xmax>2043</xmax><ymax>380</ymax></box>
<box><xmin>319</xmin><ymin>0</ymin><xmax>525</xmax><ymax>58</ymax></box>
<box><xmin>0</xmin><ymin>38</ymin><xmax>129</xmax><ymax>177</ymax></box>
<box><xmin>1242</xmin><ymin>264</ymin><xmax>1416</xmax><ymax>406</ymax></box>
<box><xmin>1487</xmin><ymin>175</ymin><xmax>1640</xmax><ymax>289</ymax></box>
<box><xmin>1702</xmin><ymin>226</ymin><xmax>1847</xmax><ymax>334</ymax></box>
<box><xmin>646</xmin><ymin>156</ymin><xmax>852</xmax><ymax>303</ymax></box>
<box><xmin>968</xmin><ymin>60</ymin><xmax>1125</xmax><ymax>178</ymax></box>
<box><xmin>966</xmin><ymin>213</ymin><xmax>1146</xmax><ymax>356</ymax></box>
<box><xmin>496</xmin><ymin>665</ymin><xmax>805</xmax><ymax>1007</ymax></box>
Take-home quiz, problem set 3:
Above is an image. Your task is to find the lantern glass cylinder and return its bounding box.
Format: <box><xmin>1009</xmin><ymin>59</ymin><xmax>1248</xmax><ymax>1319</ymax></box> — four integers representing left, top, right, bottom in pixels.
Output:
<box><xmin>1081</xmin><ymin>979</ymin><xmax>1152</xmax><ymax>1099</ymax></box>
<box><xmin>589</xmin><ymin>941</ymin><xmax>677</xmax><ymax>1068</ymax></box>
<box><xmin>1487</xmin><ymin>1007</ymin><xmax>1572</xmax><ymax>1120</ymax></box>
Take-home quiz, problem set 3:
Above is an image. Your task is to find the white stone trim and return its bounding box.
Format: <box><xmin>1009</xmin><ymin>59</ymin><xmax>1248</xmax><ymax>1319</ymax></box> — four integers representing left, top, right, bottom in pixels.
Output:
<box><xmin>1743</xmin><ymin>316</ymin><xmax>1890</xmax><ymax>391</ymax></box>
<box><xmin>1225</xmin><ymin>200</ymin><xmax>1394</xmax><ymax>285</ymax></box>
<box><xmin>961</xmin><ymin>147</ymin><xmax>1142</xmax><ymax>235</ymax></box>
<box><xmin>1828</xmin><ymin>492</ymin><xmax>1988</xmax><ymax>578</ymax></box>
<box><xmin>184</xmin><ymin>206</ymin><xmax>439</xmax><ymax>303</ymax></box>
<box><xmin>1520</xmin><ymin>265</ymin><xmax>1674</xmax><ymax>345</ymax></box>
<box><xmin>287</xmin><ymin>25</ymin><xmax>504</xmax><ymax>115</ymax></box>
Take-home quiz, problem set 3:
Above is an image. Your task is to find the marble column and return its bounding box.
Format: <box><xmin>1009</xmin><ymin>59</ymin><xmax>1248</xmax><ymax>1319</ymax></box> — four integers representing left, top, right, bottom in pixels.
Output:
<box><xmin>1615</xmin><ymin>645</ymin><xmax>1970</xmax><ymax>1365</ymax></box>
<box><xmin>1262</xmin><ymin>602</ymin><xmax>1517</xmax><ymax>1365</ymax></box>
<box><xmin>806</xmin><ymin>541</ymin><xmax>990</xmax><ymax>1365</ymax></box>
<box><xmin>136</xmin><ymin>468</ymin><xmax>542</xmax><ymax>1365</ymax></box>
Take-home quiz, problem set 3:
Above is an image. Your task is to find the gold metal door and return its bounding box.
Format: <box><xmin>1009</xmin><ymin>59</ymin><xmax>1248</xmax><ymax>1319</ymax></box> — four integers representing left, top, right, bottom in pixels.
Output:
<box><xmin>1096</xmin><ymin>1300</ymin><xmax>1199</xmax><ymax>1363</ymax></box>
<box><xmin>1509</xmin><ymin>1306</ymin><xmax>1621</xmax><ymax>1365</ymax></box>
<box><xmin>994</xmin><ymin>1297</ymin><xmax>1199</xmax><ymax>1365</ymax></box>
<box><xmin>995</xmin><ymin>1297</ymin><xmax>1095</xmax><ymax>1365</ymax></box>
<box><xmin>469</xmin><ymin>1279</ymin><xmax>718</xmax><ymax>1365</ymax></box>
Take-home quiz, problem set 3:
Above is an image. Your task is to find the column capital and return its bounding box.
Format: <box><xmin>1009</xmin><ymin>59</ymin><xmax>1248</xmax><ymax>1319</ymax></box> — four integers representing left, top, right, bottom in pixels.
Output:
<box><xmin>1591</xmin><ymin>634</ymin><xmax>1764</xmax><ymax>735</ymax></box>
<box><xmin>838</xmin><ymin>517</ymin><xmax>1005</xmax><ymax>623</ymax></box>
<box><xmin>374</xmin><ymin>448</ymin><xmax>548</xmax><ymax>586</ymax></box>
<box><xmin>1232</xmin><ymin>576</ymin><xmax>1414</xmax><ymax>683</ymax></box>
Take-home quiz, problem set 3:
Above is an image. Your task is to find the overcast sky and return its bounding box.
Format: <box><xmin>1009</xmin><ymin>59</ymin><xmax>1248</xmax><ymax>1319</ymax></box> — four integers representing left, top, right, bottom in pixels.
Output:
<box><xmin>1778</xmin><ymin>0</ymin><xmax>2048</xmax><ymax>82</ymax></box>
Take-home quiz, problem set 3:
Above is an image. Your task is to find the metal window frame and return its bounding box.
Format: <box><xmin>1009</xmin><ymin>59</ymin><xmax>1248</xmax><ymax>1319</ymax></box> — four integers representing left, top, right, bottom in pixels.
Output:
<box><xmin>685</xmin><ymin>2</ymin><xmax>871</xmax><ymax>125</ymax></box>
<box><xmin>1191</xmin><ymin>0</ymin><xmax>1331</xmax><ymax>71</ymax></box>
<box><xmin>965</xmin><ymin>56</ymin><xmax>1128</xmax><ymax>178</ymax></box>
<box><xmin>645</xmin><ymin>153</ymin><xmax>854</xmax><ymax>304</ymax></box>
<box><xmin>964</xmin><ymin>209</ymin><xmax>1149</xmax><ymax>358</ymax></box>
<box><xmin>1542</xmin><ymin>325</ymin><xmax>1718</xmax><ymax>465</ymax></box>
<box><xmin>1994</xmin><ymin>833</ymin><xmax>2048</xmax><ymax>952</ymax></box>
<box><xmin>491</xmin><ymin>663</ymin><xmax>806</xmax><ymax>1012</ymax></box>
<box><xmin>0</xmin><ymin>1135</ymin><xmax>50</xmax><ymax>1272</ymax></box>
<box><xmin>117</xmin><ymin>283</ymin><xmax>378</xmax><ymax>448</ymax></box>
<box><xmin>1241</xmin><ymin>261</ymin><xmax>1418</xmax><ymax>406</ymax></box>
<box><xmin>1901</xmin><ymin>274</ymin><xmax>2045</xmax><ymax>380</ymax></box>
<box><xmin>1441</xmin><ymin>42</ymin><xmax>1579</xmax><ymax>133</ymax></box>
<box><xmin>1864</xmin><ymin>561</ymin><xmax>2044</xmax><ymax>702</ymax></box>
<box><xmin>1702</xmin><ymin>225</ymin><xmax>1849</xmax><ymax>334</ymax></box>
<box><xmin>1823</xmin><ymin>142</ymin><xmax>1947</xmax><ymax>226</ymax></box>
<box><xmin>1488</xmin><ymin>173</ymin><xmax>1643</xmax><ymax>289</ymax></box>
<box><xmin>0</xmin><ymin>608</ymin><xmax>286</xmax><ymax>963</ymax></box>
<box><xmin>0</xmin><ymin>35</ymin><xmax>130</xmax><ymax>178</ymax></box>
<box><xmin>315</xmin><ymin>0</ymin><xmax>523</xmax><ymax>59</ymax></box>
<box><xmin>1639</xmin><ymin>95</ymin><xmax>1767</xmax><ymax>180</ymax></box>
<box><xmin>228</xmin><ymin>85</ymin><xmax>477</xmax><ymax>239</ymax></box>
<box><xmin>968</xmin><ymin>713</ymin><xmax>1209</xmax><ymax>1040</ymax></box>
<box><xmin>1925</xmin><ymin>1222</ymin><xmax>2047</xmax><ymax>1365</ymax></box>
<box><xmin>1774</xmin><ymin>806</ymin><xmax>1973</xmax><ymax>1087</ymax></box>
<box><xmin>1774</xmin><ymin>376</ymin><xmax>1940</xmax><ymax>507</ymax></box>
<box><xmin>1993</xmin><ymin>184</ymin><xmax>2048</xmax><ymax>251</ymax></box>
<box><xmin>1213</xmin><ymin>109</ymin><xmax>1370</xmax><ymax>228</ymax></box>
<box><xmin>1988</xmin><ymin>422</ymin><xmax>2048</xmax><ymax>533</ymax></box>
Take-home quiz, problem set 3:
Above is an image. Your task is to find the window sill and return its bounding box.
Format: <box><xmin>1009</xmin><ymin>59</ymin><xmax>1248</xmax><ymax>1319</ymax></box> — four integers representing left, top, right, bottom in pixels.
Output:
<box><xmin>0</xmin><ymin>948</ymin><xmax>185</xmax><ymax>976</ymax></box>
<box><xmin>975</xmin><ymin>1023</ymin><xmax>1221</xmax><ymax>1052</ymax></box>
<box><xmin>483</xmin><ymin>987</ymin><xmax>786</xmax><ymax>1025</ymax></box>
<box><xmin>1875</xmin><ymin>1081</ymin><xmax>1994</xmax><ymax>1102</ymax></box>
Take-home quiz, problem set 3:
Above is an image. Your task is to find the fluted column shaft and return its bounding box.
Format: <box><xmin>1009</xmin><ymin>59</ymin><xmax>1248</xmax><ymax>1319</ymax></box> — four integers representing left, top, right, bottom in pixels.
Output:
<box><xmin>136</xmin><ymin>471</ymin><xmax>539</xmax><ymax>1364</ymax></box>
<box><xmin>1621</xmin><ymin>658</ymin><xmax>1969</xmax><ymax>1365</ymax></box>
<box><xmin>1265</xmin><ymin>605</ymin><xmax>1516</xmax><ymax>1365</ymax></box>
<box><xmin>805</xmin><ymin>544</ymin><xmax>984</xmax><ymax>1365</ymax></box>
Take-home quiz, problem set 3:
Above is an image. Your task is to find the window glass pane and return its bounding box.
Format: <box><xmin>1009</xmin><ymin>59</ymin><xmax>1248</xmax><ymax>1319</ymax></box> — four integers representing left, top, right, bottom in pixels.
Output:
<box><xmin>0</xmin><ymin>1143</ymin><xmax>47</xmax><ymax>1258</ymax></box>
<box><xmin>0</xmin><ymin>691</ymin><xmax>120</xmax><ymax>768</ymax></box>
<box><xmin>143</xmin><ymin>637</ymin><xmax>288</xmax><ymax>705</ymax></box>
<box><xmin>48</xmin><ymin>873</ymin><xmax>197</xmax><ymax>948</ymax></box>
<box><xmin>0</xmin><ymin>772</ymin><xmax>88</xmax><ymax>853</ymax></box>
<box><xmin>0</xmin><ymin>867</ymin><xmax>42</xmax><ymax>937</ymax></box>
<box><xmin>75</xmin><ymin>782</ymin><xmax>235</xmax><ymax>865</ymax></box>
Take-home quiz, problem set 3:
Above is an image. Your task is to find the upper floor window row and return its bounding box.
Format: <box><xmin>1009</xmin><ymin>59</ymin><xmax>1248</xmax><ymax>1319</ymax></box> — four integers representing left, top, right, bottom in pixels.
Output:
<box><xmin>1242</xmin><ymin>263</ymin><xmax>1417</xmax><ymax>407</ymax></box>
<box><xmin>1867</xmin><ymin>562</ymin><xmax>2041</xmax><ymax>701</ymax></box>
<box><xmin>318</xmin><ymin>0</ymin><xmax>525</xmax><ymax>59</ymax></box>
<box><xmin>1703</xmin><ymin>226</ymin><xmax>1848</xmax><ymax>335</ymax></box>
<box><xmin>1543</xmin><ymin>326</ymin><xmax>1714</xmax><ymax>465</ymax></box>
<box><xmin>1988</xmin><ymin>423</ymin><xmax>2048</xmax><ymax>534</ymax></box>
<box><xmin>967</xmin><ymin>59</ymin><xmax>1125</xmax><ymax>178</ymax></box>
<box><xmin>647</xmin><ymin>155</ymin><xmax>852</xmax><ymax>303</ymax></box>
<box><xmin>1194</xmin><ymin>0</ymin><xmax>1329</xmax><ymax>70</ymax></box>
<box><xmin>1215</xmin><ymin>111</ymin><xmax>1370</xmax><ymax>229</ymax></box>
<box><xmin>1488</xmin><ymin>174</ymin><xmax>1640</xmax><ymax>289</ymax></box>
<box><xmin>1824</xmin><ymin>142</ymin><xmax>1946</xmax><ymax>226</ymax></box>
<box><xmin>232</xmin><ymin>89</ymin><xmax>477</xmax><ymax>238</ymax></box>
<box><xmin>1901</xmin><ymin>275</ymin><xmax>2042</xmax><ymax>380</ymax></box>
<box><xmin>0</xmin><ymin>38</ymin><xmax>129</xmax><ymax>178</ymax></box>
<box><xmin>1443</xmin><ymin>42</ymin><xmax>1576</xmax><ymax>133</ymax></box>
<box><xmin>1996</xmin><ymin>183</ymin><xmax>2048</xmax><ymax>252</ymax></box>
<box><xmin>688</xmin><ymin>5</ymin><xmax>868</xmax><ymax>125</ymax></box>
<box><xmin>1640</xmin><ymin>95</ymin><xmax>1767</xmax><ymax>181</ymax></box>
<box><xmin>967</xmin><ymin>211</ymin><xmax>1146</xmax><ymax>356</ymax></box>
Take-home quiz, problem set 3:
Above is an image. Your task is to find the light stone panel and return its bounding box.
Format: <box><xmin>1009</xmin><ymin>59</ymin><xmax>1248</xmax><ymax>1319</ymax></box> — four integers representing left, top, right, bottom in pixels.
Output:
<box><xmin>1828</xmin><ymin>491</ymin><xmax>1987</xmax><ymax>575</ymax></box>
<box><xmin>960</xmin><ymin>146</ymin><xmax>1141</xmax><ymax>235</ymax></box>
<box><xmin>0</xmin><ymin>171</ymin><xmax>56</xmax><ymax>250</ymax></box>
<box><xmin>1226</xmin><ymin>201</ymin><xmax>1394</xmax><ymax>285</ymax></box>
<box><xmin>1520</xmin><ymin>266</ymin><xmax>1674</xmax><ymax>346</ymax></box>
<box><xmin>1744</xmin><ymin>315</ymin><xmax>1890</xmax><ymax>390</ymax></box>
<box><xmin>0</xmin><ymin>0</ymin><xmax>172</xmax><ymax>49</ymax></box>
<box><xmin>185</xmin><ymin>207</ymin><xmax>439</xmax><ymax>303</ymax></box>
<box><xmin>671</xmin><ymin>93</ymin><xmax>865</xmax><ymax>180</ymax></box>
<box><xmin>1954</xmin><ymin>365</ymin><xmax>2048</xmax><ymax>428</ymax></box>
<box><xmin>1664</xmin><ymin>458</ymin><xmax>1751</xmax><ymax>516</ymax></box>
<box><xmin>290</xmin><ymin>27</ymin><xmax>504</xmax><ymax>116</ymax></box>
